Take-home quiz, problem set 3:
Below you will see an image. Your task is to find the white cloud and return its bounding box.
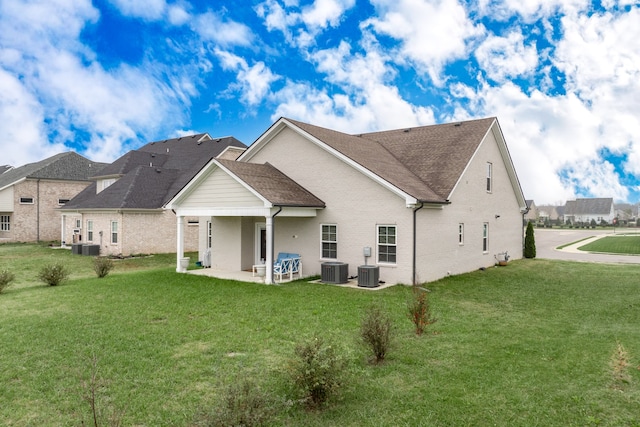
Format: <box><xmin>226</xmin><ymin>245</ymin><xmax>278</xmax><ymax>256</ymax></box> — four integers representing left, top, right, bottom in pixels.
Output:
<box><xmin>168</xmin><ymin>4</ymin><xmax>191</xmax><ymax>26</ymax></box>
<box><xmin>214</xmin><ymin>50</ymin><xmax>280</xmax><ymax>106</ymax></box>
<box><xmin>301</xmin><ymin>0</ymin><xmax>356</xmax><ymax>29</ymax></box>
<box><xmin>193</xmin><ymin>12</ymin><xmax>254</xmax><ymax>47</ymax></box>
<box><xmin>364</xmin><ymin>0</ymin><xmax>484</xmax><ymax>85</ymax></box>
<box><xmin>474</xmin><ymin>0</ymin><xmax>589</xmax><ymax>22</ymax></box>
<box><xmin>108</xmin><ymin>0</ymin><xmax>167</xmax><ymax>20</ymax></box>
<box><xmin>474</xmin><ymin>29</ymin><xmax>539</xmax><ymax>82</ymax></box>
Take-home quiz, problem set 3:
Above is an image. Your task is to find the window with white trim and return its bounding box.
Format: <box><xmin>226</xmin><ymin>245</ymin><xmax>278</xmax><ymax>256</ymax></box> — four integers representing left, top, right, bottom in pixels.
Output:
<box><xmin>20</xmin><ymin>197</ymin><xmax>34</xmax><ymax>204</ymax></box>
<box><xmin>377</xmin><ymin>225</ymin><xmax>397</xmax><ymax>264</ymax></box>
<box><xmin>58</xmin><ymin>199</ymin><xmax>70</xmax><ymax>205</ymax></box>
<box><xmin>321</xmin><ymin>224</ymin><xmax>337</xmax><ymax>259</ymax></box>
<box><xmin>100</xmin><ymin>178</ymin><xmax>116</xmax><ymax>192</ymax></box>
<box><xmin>111</xmin><ymin>221</ymin><xmax>118</xmax><ymax>244</ymax></box>
<box><xmin>87</xmin><ymin>220</ymin><xmax>93</xmax><ymax>242</ymax></box>
<box><xmin>1</xmin><ymin>215</ymin><xmax>10</xmax><ymax>231</ymax></box>
<box><xmin>458</xmin><ymin>223</ymin><xmax>464</xmax><ymax>245</ymax></box>
<box><xmin>482</xmin><ymin>223</ymin><xmax>489</xmax><ymax>253</ymax></box>
<box><xmin>486</xmin><ymin>162</ymin><xmax>492</xmax><ymax>192</ymax></box>
<box><xmin>207</xmin><ymin>221</ymin><xmax>212</xmax><ymax>249</ymax></box>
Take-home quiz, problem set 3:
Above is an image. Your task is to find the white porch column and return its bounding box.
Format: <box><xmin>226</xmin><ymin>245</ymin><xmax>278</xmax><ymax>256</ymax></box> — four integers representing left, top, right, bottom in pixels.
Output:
<box><xmin>60</xmin><ymin>214</ymin><xmax>66</xmax><ymax>247</ymax></box>
<box><xmin>176</xmin><ymin>214</ymin><xmax>185</xmax><ymax>272</ymax></box>
<box><xmin>265</xmin><ymin>214</ymin><xmax>274</xmax><ymax>284</ymax></box>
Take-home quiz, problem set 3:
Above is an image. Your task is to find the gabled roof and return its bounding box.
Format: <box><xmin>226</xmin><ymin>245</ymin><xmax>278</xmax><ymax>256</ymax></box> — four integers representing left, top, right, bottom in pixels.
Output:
<box><xmin>0</xmin><ymin>165</ymin><xmax>12</xmax><ymax>174</ymax></box>
<box><xmin>216</xmin><ymin>159</ymin><xmax>324</xmax><ymax>207</ymax></box>
<box><xmin>243</xmin><ymin>116</ymin><xmax>525</xmax><ymax>208</ymax></box>
<box><xmin>62</xmin><ymin>134</ymin><xmax>246</xmax><ymax>210</ymax></box>
<box><xmin>564</xmin><ymin>198</ymin><xmax>614</xmax><ymax>215</ymax></box>
<box><xmin>0</xmin><ymin>152</ymin><xmax>106</xmax><ymax>191</ymax></box>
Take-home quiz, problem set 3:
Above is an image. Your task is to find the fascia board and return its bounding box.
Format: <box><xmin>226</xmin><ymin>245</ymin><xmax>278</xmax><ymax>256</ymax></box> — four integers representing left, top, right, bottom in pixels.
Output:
<box><xmin>0</xmin><ymin>176</ymin><xmax>26</xmax><ymax>192</ymax></box>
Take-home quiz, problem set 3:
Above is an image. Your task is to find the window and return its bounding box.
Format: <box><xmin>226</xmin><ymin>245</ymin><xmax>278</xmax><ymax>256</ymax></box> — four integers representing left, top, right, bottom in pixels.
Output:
<box><xmin>486</xmin><ymin>162</ymin><xmax>492</xmax><ymax>192</ymax></box>
<box><xmin>377</xmin><ymin>225</ymin><xmax>397</xmax><ymax>263</ymax></box>
<box><xmin>482</xmin><ymin>223</ymin><xmax>489</xmax><ymax>252</ymax></box>
<box><xmin>20</xmin><ymin>197</ymin><xmax>34</xmax><ymax>204</ymax></box>
<box><xmin>321</xmin><ymin>224</ymin><xmax>337</xmax><ymax>259</ymax></box>
<box><xmin>58</xmin><ymin>199</ymin><xmax>70</xmax><ymax>205</ymax></box>
<box><xmin>75</xmin><ymin>219</ymin><xmax>81</xmax><ymax>228</ymax></box>
<box><xmin>101</xmin><ymin>178</ymin><xmax>116</xmax><ymax>192</ymax></box>
<box><xmin>0</xmin><ymin>215</ymin><xmax>9</xmax><ymax>231</ymax></box>
<box><xmin>87</xmin><ymin>220</ymin><xmax>93</xmax><ymax>242</ymax></box>
<box><xmin>207</xmin><ymin>221</ymin><xmax>212</xmax><ymax>249</ymax></box>
<box><xmin>458</xmin><ymin>223</ymin><xmax>464</xmax><ymax>245</ymax></box>
<box><xmin>111</xmin><ymin>221</ymin><xmax>118</xmax><ymax>244</ymax></box>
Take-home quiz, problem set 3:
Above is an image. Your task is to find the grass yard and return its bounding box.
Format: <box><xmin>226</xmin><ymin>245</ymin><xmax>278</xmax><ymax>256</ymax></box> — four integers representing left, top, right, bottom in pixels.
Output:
<box><xmin>579</xmin><ymin>235</ymin><xmax>640</xmax><ymax>255</ymax></box>
<box><xmin>1</xmin><ymin>244</ymin><xmax>639</xmax><ymax>426</ymax></box>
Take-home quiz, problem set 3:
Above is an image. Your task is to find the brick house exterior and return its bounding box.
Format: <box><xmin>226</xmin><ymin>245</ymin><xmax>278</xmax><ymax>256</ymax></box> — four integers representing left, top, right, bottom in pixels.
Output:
<box><xmin>0</xmin><ymin>153</ymin><xmax>105</xmax><ymax>243</ymax></box>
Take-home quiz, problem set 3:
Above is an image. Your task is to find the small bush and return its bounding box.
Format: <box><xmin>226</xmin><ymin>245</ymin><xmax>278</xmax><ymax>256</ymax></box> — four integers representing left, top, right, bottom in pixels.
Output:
<box><xmin>202</xmin><ymin>379</ymin><xmax>281</xmax><ymax>427</ymax></box>
<box><xmin>0</xmin><ymin>269</ymin><xmax>15</xmax><ymax>293</ymax></box>
<box><xmin>360</xmin><ymin>304</ymin><xmax>393</xmax><ymax>364</ymax></box>
<box><xmin>610</xmin><ymin>341</ymin><xmax>632</xmax><ymax>389</ymax></box>
<box><xmin>524</xmin><ymin>221</ymin><xmax>536</xmax><ymax>258</ymax></box>
<box><xmin>290</xmin><ymin>336</ymin><xmax>344</xmax><ymax>409</ymax></box>
<box><xmin>93</xmin><ymin>257</ymin><xmax>114</xmax><ymax>278</ymax></box>
<box><xmin>38</xmin><ymin>263</ymin><xmax>70</xmax><ymax>286</ymax></box>
<box><xmin>407</xmin><ymin>286</ymin><xmax>436</xmax><ymax>336</ymax></box>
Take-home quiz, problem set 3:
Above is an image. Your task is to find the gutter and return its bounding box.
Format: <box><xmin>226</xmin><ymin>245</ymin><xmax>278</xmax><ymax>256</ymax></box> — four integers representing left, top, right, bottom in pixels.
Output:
<box><xmin>412</xmin><ymin>202</ymin><xmax>424</xmax><ymax>286</ymax></box>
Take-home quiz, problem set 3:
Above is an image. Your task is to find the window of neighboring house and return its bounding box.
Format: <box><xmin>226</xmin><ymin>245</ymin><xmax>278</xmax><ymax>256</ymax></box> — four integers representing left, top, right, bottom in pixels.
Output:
<box><xmin>482</xmin><ymin>223</ymin><xmax>489</xmax><ymax>253</ymax></box>
<box><xmin>20</xmin><ymin>197</ymin><xmax>34</xmax><ymax>204</ymax></box>
<box><xmin>75</xmin><ymin>219</ymin><xmax>81</xmax><ymax>228</ymax></box>
<box><xmin>207</xmin><ymin>221</ymin><xmax>212</xmax><ymax>248</ymax></box>
<box><xmin>0</xmin><ymin>215</ymin><xmax>10</xmax><ymax>231</ymax></box>
<box><xmin>377</xmin><ymin>225</ymin><xmax>397</xmax><ymax>264</ymax></box>
<box><xmin>101</xmin><ymin>178</ymin><xmax>116</xmax><ymax>192</ymax></box>
<box><xmin>321</xmin><ymin>224</ymin><xmax>337</xmax><ymax>259</ymax></box>
<box><xmin>111</xmin><ymin>221</ymin><xmax>118</xmax><ymax>244</ymax></box>
<box><xmin>87</xmin><ymin>220</ymin><xmax>93</xmax><ymax>242</ymax></box>
<box><xmin>458</xmin><ymin>223</ymin><xmax>464</xmax><ymax>245</ymax></box>
<box><xmin>486</xmin><ymin>162</ymin><xmax>492</xmax><ymax>192</ymax></box>
<box><xmin>58</xmin><ymin>199</ymin><xmax>70</xmax><ymax>205</ymax></box>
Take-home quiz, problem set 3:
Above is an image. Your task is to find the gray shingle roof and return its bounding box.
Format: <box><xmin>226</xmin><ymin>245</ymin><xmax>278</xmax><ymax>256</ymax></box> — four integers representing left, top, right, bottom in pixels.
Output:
<box><xmin>564</xmin><ymin>198</ymin><xmax>614</xmax><ymax>215</ymax></box>
<box><xmin>0</xmin><ymin>165</ymin><xmax>12</xmax><ymax>174</ymax></box>
<box><xmin>0</xmin><ymin>152</ymin><xmax>106</xmax><ymax>190</ymax></box>
<box><xmin>217</xmin><ymin>159</ymin><xmax>325</xmax><ymax>208</ymax></box>
<box><xmin>62</xmin><ymin>134</ymin><xmax>246</xmax><ymax>210</ymax></box>
<box><xmin>286</xmin><ymin>117</ymin><xmax>497</xmax><ymax>203</ymax></box>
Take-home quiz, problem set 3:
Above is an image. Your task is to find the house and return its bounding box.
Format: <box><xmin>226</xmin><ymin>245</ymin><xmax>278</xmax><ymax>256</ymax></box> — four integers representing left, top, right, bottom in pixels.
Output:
<box><xmin>61</xmin><ymin>134</ymin><xmax>246</xmax><ymax>256</ymax></box>
<box><xmin>537</xmin><ymin>205</ymin><xmax>562</xmax><ymax>223</ymax></box>
<box><xmin>0</xmin><ymin>165</ymin><xmax>12</xmax><ymax>174</ymax></box>
<box><xmin>166</xmin><ymin>117</ymin><xmax>527</xmax><ymax>285</ymax></box>
<box><xmin>524</xmin><ymin>200</ymin><xmax>537</xmax><ymax>223</ymax></box>
<box><xmin>0</xmin><ymin>152</ymin><xmax>105</xmax><ymax>243</ymax></box>
<box><xmin>564</xmin><ymin>198</ymin><xmax>615</xmax><ymax>225</ymax></box>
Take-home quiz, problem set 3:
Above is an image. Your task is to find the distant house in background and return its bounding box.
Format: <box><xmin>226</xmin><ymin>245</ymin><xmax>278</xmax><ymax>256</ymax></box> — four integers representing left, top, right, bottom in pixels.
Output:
<box><xmin>564</xmin><ymin>198</ymin><xmax>615</xmax><ymax>224</ymax></box>
<box><xmin>0</xmin><ymin>165</ymin><xmax>13</xmax><ymax>175</ymax></box>
<box><xmin>0</xmin><ymin>153</ymin><xmax>105</xmax><ymax>243</ymax></box>
<box><xmin>614</xmin><ymin>203</ymin><xmax>637</xmax><ymax>224</ymax></box>
<box><xmin>524</xmin><ymin>199</ymin><xmax>537</xmax><ymax>223</ymax></box>
<box><xmin>537</xmin><ymin>205</ymin><xmax>562</xmax><ymax>222</ymax></box>
<box><xmin>61</xmin><ymin>134</ymin><xmax>246</xmax><ymax>256</ymax></box>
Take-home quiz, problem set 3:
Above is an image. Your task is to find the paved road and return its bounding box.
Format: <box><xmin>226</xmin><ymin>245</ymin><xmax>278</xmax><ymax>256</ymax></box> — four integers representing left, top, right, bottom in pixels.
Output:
<box><xmin>534</xmin><ymin>228</ymin><xmax>640</xmax><ymax>264</ymax></box>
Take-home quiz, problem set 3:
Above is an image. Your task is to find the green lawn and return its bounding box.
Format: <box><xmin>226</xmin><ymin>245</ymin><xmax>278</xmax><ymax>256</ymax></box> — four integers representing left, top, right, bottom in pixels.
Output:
<box><xmin>1</xmin><ymin>244</ymin><xmax>639</xmax><ymax>426</ymax></box>
<box><xmin>579</xmin><ymin>235</ymin><xmax>640</xmax><ymax>255</ymax></box>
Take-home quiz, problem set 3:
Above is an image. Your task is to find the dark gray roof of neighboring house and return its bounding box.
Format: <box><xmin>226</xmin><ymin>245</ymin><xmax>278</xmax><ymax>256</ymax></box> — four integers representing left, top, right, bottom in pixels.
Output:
<box><xmin>286</xmin><ymin>117</ymin><xmax>498</xmax><ymax>203</ymax></box>
<box><xmin>0</xmin><ymin>152</ymin><xmax>106</xmax><ymax>190</ymax></box>
<box><xmin>564</xmin><ymin>198</ymin><xmax>614</xmax><ymax>215</ymax></box>
<box><xmin>0</xmin><ymin>165</ymin><xmax>12</xmax><ymax>174</ymax></box>
<box><xmin>62</xmin><ymin>134</ymin><xmax>247</xmax><ymax>210</ymax></box>
<box><xmin>217</xmin><ymin>159</ymin><xmax>325</xmax><ymax>208</ymax></box>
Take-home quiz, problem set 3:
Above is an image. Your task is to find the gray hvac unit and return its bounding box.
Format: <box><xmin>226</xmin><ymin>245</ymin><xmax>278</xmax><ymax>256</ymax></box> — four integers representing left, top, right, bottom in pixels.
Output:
<box><xmin>81</xmin><ymin>244</ymin><xmax>100</xmax><ymax>256</ymax></box>
<box><xmin>321</xmin><ymin>262</ymin><xmax>349</xmax><ymax>284</ymax></box>
<box><xmin>358</xmin><ymin>265</ymin><xmax>380</xmax><ymax>288</ymax></box>
<box><xmin>71</xmin><ymin>243</ymin><xmax>83</xmax><ymax>255</ymax></box>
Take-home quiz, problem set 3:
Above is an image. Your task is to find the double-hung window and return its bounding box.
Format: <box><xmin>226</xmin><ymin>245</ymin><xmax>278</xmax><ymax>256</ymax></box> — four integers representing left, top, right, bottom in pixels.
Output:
<box><xmin>0</xmin><ymin>215</ymin><xmax>10</xmax><ymax>231</ymax></box>
<box><xmin>486</xmin><ymin>162</ymin><xmax>493</xmax><ymax>192</ymax></box>
<box><xmin>87</xmin><ymin>220</ymin><xmax>93</xmax><ymax>242</ymax></box>
<box><xmin>321</xmin><ymin>224</ymin><xmax>337</xmax><ymax>259</ymax></box>
<box><xmin>377</xmin><ymin>225</ymin><xmax>397</xmax><ymax>264</ymax></box>
<box><xmin>482</xmin><ymin>223</ymin><xmax>489</xmax><ymax>253</ymax></box>
<box><xmin>111</xmin><ymin>221</ymin><xmax>118</xmax><ymax>244</ymax></box>
<box><xmin>458</xmin><ymin>223</ymin><xmax>464</xmax><ymax>245</ymax></box>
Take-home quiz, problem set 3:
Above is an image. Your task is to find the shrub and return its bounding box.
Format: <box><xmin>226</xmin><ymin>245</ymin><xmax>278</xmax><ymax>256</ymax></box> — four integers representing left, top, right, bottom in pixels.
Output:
<box><xmin>202</xmin><ymin>379</ymin><xmax>281</xmax><ymax>427</ymax></box>
<box><xmin>0</xmin><ymin>269</ymin><xmax>15</xmax><ymax>293</ymax></box>
<box><xmin>610</xmin><ymin>342</ymin><xmax>632</xmax><ymax>389</ymax></box>
<box><xmin>290</xmin><ymin>336</ymin><xmax>344</xmax><ymax>409</ymax></box>
<box><xmin>38</xmin><ymin>263</ymin><xmax>70</xmax><ymax>286</ymax></box>
<box><xmin>360</xmin><ymin>304</ymin><xmax>393</xmax><ymax>364</ymax></box>
<box><xmin>407</xmin><ymin>286</ymin><xmax>436</xmax><ymax>336</ymax></box>
<box><xmin>93</xmin><ymin>257</ymin><xmax>114</xmax><ymax>278</ymax></box>
<box><xmin>524</xmin><ymin>221</ymin><xmax>536</xmax><ymax>258</ymax></box>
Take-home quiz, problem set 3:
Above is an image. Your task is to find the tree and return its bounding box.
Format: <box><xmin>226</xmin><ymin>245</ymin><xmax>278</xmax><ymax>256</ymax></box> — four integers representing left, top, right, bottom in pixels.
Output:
<box><xmin>524</xmin><ymin>221</ymin><xmax>536</xmax><ymax>258</ymax></box>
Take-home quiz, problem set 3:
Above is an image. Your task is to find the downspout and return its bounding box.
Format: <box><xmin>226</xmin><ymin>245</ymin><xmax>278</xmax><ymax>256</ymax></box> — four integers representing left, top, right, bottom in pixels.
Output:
<box><xmin>267</xmin><ymin>206</ymin><xmax>283</xmax><ymax>284</ymax></box>
<box><xmin>412</xmin><ymin>202</ymin><xmax>424</xmax><ymax>286</ymax></box>
<box><xmin>36</xmin><ymin>179</ymin><xmax>40</xmax><ymax>242</ymax></box>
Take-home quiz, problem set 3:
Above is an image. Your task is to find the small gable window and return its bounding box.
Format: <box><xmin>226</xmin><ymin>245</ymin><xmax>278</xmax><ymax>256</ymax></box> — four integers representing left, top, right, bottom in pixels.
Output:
<box><xmin>377</xmin><ymin>225</ymin><xmax>397</xmax><ymax>264</ymax></box>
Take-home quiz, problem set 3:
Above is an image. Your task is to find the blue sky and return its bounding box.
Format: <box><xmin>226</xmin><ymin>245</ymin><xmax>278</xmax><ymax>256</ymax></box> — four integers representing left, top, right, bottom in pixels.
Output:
<box><xmin>2</xmin><ymin>0</ymin><xmax>640</xmax><ymax>205</ymax></box>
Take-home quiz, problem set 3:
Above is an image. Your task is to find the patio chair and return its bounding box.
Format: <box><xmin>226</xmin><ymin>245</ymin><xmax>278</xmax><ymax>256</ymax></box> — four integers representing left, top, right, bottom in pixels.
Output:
<box><xmin>273</xmin><ymin>252</ymin><xmax>302</xmax><ymax>282</ymax></box>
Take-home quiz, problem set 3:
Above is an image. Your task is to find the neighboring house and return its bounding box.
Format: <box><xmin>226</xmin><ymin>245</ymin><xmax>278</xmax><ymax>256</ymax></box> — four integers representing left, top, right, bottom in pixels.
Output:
<box><xmin>537</xmin><ymin>205</ymin><xmax>561</xmax><ymax>222</ymax></box>
<box><xmin>0</xmin><ymin>153</ymin><xmax>105</xmax><ymax>243</ymax></box>
<box><xmin>614</xmin><ymin>203</ymin><xmax>637</xmax><ymax>223</ymax></box>
<box><xmin>564</xmin><ymin>198</ymin><xmax>615</xmax><ymax>224</ymax></box>
<box><xmin>524</xmin><ymin>199</ymin><xmax>537</xmax><ymax>223</ymax></box>
<box><xmin>61</xmin><ymin>134</ymin><xmax>246</xmax><ymax>256</ymax></box>
<box><xmin>166</xmin><ymin>117</ymin><xmax>527</xmax><ymax>285</ymax></box>
<box><xmin>0</xmin><ymin>165</ymin><xmax>13</xmax><ymax>174</ymax></box>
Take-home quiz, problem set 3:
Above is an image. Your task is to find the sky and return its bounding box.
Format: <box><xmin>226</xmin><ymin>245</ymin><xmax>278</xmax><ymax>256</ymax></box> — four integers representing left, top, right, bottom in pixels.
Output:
<box><xmin>1</xmin><ymin>0</ymin><xmax>640</xmax><ymax>205</ymax></box>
